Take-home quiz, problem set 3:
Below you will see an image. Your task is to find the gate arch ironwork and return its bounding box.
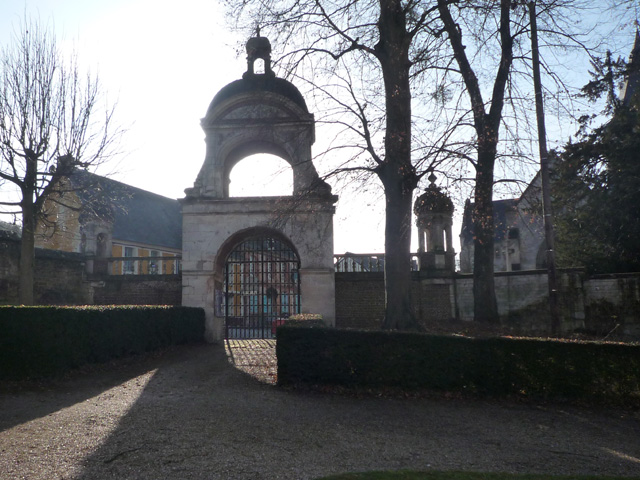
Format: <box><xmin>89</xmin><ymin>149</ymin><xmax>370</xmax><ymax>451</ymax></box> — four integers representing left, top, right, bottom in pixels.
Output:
<box><xmin>224</xmin><ymin>235</ymin><xmax>300</xmax><ymax>339</ymax></box>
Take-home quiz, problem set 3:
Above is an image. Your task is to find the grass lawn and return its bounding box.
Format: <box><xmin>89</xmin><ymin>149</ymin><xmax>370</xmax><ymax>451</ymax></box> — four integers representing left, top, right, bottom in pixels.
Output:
<box><xmin>316</xmin><ymin>471</ymin><xmax>639</xmax><ymax>480</ymax></box>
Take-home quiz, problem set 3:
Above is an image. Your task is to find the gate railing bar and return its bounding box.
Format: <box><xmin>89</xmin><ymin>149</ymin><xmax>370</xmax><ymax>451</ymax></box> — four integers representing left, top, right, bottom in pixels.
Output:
<box><xmin>224</xmin><ymin>236</ymin><xmax>301</xmax><ymax>340</ymax></box>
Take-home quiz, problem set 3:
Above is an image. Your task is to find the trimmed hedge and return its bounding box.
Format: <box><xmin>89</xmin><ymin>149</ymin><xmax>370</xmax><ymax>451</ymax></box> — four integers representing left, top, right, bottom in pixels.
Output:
<box><xmin>0</xmin><ymin>306</ymin><xmax>205</xmax><ymax>380</ymax></box>
<box><xmin>276</xmin><ymin>327</ymin><xmax>640</xmax><ymax>404</ymax></box>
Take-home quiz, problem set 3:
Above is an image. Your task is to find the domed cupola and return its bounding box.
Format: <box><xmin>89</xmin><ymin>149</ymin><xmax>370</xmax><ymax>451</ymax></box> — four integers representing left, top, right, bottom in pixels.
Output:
<box><xmin>188</xmin><ymin>35</ymin><xmax>331</xmax><ymax>199</ymax></box>
<box><xmin>414</xmin><ymin>173</ymin><xmax>454</xmax><ymax>218</ymax></box>
<box><xmin>414</xmin><ymin>173</ymin><xmax>456</xmax><ymax>273</ymax></box>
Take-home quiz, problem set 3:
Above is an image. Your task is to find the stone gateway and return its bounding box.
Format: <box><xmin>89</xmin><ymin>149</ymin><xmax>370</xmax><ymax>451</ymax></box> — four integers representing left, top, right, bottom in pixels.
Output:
<box><xmin>180</xmin><ymin>36</ymin><xmax>337</xmax><ymax>341</ymax></box>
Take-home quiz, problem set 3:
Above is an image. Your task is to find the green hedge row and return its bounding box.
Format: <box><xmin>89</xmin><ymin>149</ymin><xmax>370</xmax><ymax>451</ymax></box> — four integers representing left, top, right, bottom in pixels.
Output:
<box><xmin>276</xmin><ymin>327</ymin><xmax>640</xmax><ymax>404</ymax></box>
<box><xmin>0</xmin><ymin>306</ymin><xmax>205</xmax><ymax>380</ymax></box>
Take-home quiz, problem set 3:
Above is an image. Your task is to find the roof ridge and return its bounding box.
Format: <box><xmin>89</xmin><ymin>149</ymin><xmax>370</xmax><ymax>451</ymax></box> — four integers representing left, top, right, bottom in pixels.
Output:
<box><xmin>72</xmin><ymin>170</ymin><xmax>180</xmax><ymax>203</ymax></box>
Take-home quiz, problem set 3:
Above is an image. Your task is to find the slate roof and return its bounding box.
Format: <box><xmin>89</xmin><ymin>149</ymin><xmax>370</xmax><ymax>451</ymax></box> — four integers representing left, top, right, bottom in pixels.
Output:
<box><xmin>622</xmin><ymin>30</ymin><xmax>640</xmax><ymax>105</ymax></box>
<box><xmin>69</xmin><ymin>171</ymin><xmax>182</xmax><ymax>250</ymax></box>
<box><xmin>0</xmin><ymin>221</ymin><xmax>21</xmax><ymax>241</ymax></box>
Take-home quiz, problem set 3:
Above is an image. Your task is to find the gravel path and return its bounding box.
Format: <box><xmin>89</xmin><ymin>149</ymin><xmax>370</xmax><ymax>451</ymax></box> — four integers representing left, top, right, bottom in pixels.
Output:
<box><xmin>1</xmin><ymin>341</ymin><xmax>640</xmax><ymax>480</ymax></box>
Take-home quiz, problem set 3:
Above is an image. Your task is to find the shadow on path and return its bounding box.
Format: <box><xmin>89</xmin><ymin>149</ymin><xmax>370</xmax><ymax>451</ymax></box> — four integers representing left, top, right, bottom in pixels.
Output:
<box><xmin>1</xmin><ymin>341</ymin><xmax>640</xmax><ymax>480</ymax></box>
<box><xmin>224</xmin><ymin>339</ymin><xmax>277</xmax><ymax>385</ymax></box>
<box><xmin>0</xmin><ymin>347</ymin><xmax>192</xmax><ymax>433</ymax></box>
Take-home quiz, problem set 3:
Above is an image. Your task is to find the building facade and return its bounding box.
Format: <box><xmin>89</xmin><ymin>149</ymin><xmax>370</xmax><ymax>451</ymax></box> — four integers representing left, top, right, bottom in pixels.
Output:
<box><xmin>35</xmin><ymin>171</ymin><xmax>182</xmax><ymax>276</ymax></box>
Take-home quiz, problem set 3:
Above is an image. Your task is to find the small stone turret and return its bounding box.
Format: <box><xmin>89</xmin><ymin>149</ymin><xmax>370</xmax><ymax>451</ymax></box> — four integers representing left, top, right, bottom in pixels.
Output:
<box><xmin>414</xmin><ymin>173</ymin><xmax>455</xmax><ymax>273</ymax></box>
<box><xmin>244</xmin><ymin>33</ymin><xmax>275</xmax><ymax>78</ymax></box>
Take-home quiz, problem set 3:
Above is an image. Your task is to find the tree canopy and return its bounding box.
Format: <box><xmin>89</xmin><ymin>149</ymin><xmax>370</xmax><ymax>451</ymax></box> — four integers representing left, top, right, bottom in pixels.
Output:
<box><xmin>555</xmin><ymin>51</ymin><xmax>640</xmax><ymax>273</ymax></box>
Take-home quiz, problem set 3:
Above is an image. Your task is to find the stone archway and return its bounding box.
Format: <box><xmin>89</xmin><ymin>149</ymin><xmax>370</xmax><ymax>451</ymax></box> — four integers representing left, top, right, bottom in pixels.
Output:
<box><xmin>180</xmin><ymin>36</ymin><xmax>337</xmax><ymax>342</ymax></box>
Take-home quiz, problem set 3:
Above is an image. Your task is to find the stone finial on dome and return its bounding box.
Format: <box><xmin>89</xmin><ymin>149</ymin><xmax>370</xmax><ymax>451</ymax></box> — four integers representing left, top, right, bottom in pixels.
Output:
<box><xmin>244</xmin><ymin>31</ymin><xmax>275</xmax><ymax>78</ymax></box>
<box><xmin>414</xmin><ymin>173</ymin><xmax>454</xmax><ymax>217</ymax></box>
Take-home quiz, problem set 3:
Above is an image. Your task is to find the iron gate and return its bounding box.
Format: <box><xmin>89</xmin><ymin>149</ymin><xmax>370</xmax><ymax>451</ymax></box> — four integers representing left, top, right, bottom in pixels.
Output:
<box><xmin>224</xmin><ymin>236</ymin><xmax>300</xmax><ymax>339</ymax></box>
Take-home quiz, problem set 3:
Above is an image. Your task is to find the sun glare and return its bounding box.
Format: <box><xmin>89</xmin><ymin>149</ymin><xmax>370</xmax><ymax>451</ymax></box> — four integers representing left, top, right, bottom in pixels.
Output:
<box><xmin>228</xmin><ymin>154</ymin><xmax>293</xmax><ymax>197</ymax></box>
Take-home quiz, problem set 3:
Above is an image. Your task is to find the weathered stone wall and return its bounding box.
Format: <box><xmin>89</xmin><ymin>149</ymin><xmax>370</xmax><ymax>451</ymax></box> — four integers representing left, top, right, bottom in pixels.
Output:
<box><xmin>4</xmin><ymin>232</ymin><xmax>639</xmax><ymax>336</ymax></box>
<box><xmin>336</xmin><ymin>269</ymin><xmax>639</xmax><ymax>337</ymax></box>
<box><xmin>1</xmin><ymin>236</ymin><xmax>92</xmax><ymax>305</ymax></box>
<box><xmin>456</xmin><ymin>271</ymin><xmax>554</xmax><ymax>322</ymax></box>
<box><xmin>583</xmin><ymin>274</ymin><xmax>640</xmax><ymax>336</ymax></box>
<box><xmin>35</xmin><ymin>188</ymin><xmax>83</xmax><ymax>253</ymax></box>
<box><xmin>93</xmin><ymin>275</ymin><xmax>182</xmax><ymax>305</ymax></box>
<box><xmin>1</xmin><ymin>236</ymin><xmax>181</xmax><ymax>306</ymax></box>
<box><xmin>455</xmin><ymin>270</ymin><xmax>586</xmax><ymax>333</ymax></box>
<box><xmin>181</xmin><ymin>196</ymin><xmax>337</xmax><ymax>342</ymax></box>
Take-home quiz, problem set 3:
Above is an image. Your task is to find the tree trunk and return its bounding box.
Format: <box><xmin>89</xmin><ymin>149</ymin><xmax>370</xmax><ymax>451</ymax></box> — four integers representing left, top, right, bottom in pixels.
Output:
<box><xmin>19</xmin><ymin>199</ymin><xmax>36</xmax><ymax>305</ymax></box>
<box><xmin>381</xmin><ymin>169</ymin><xmax>417</xmax><ymax>330</ymax></box>
<box><xmin>377</xmin><ymin>0</ymin><xmax>419</xmax><ymax>330</ymax></box>
<box><xmin>529</xmin><ymin>1</ymin><xmax>560</xmax><ymax>334</ymax></box>
<box><xmin>472</xmin><ymin>150</ymin><xmax>499</xmax><ymax>323</ymax></box>
<box><xmin>437</xmin><ymin>0</ymin><xmax>513</xmax><ymax>325</ymax></box>
<box><xmin>19</xmin><ymin>154</ymin><xmax>38</xmax><ymax>305</ymax></box>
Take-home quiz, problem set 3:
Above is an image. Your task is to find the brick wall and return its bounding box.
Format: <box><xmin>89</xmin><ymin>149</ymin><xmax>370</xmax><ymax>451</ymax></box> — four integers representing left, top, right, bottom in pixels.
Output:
<box><xmin>413</xmin><ymin>277</ymin><xmax>454</xmax><ymax>325</ymax></box>
<box><xmin>335</xmin><ymin>272</ymin><xmax>385</xmax><ymax>329</ymax></box>
<box><xmin>0</xmin><ymin>237</ymin><xmax>20</xmax><ymax>302</ymax></box>
<box><xmin>335</xmin><ymin>272</ymin><xmax>454</xmax><ymax>330</ymax></box>
<box><xmin>33</xmin><ymin>249</ymin><xmax>93</xmax><ymax>304</ymax></box>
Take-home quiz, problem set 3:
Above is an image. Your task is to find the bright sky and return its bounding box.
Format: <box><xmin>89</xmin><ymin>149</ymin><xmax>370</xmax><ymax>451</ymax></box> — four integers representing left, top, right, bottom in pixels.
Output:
<box><xmin>1</xmin><ymin>0</ymin><xmax>394</xmax><ymax>255</ymax></box>
<box><xmin>0</xmin><ymin>1</ymin><xmax>636</xmax><ymax>256</ymax></box>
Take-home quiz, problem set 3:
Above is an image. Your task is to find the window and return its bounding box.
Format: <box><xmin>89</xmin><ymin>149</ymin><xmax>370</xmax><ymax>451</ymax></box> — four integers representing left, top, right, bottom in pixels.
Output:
<box><xmin>250</xmin><ymin>295</ymin><xmax>259</xmax><ymax>314</ymax></box>
<box><xmin>124</xmin><ymin>246</ymin><xmax>135</xmax><ymax>274</ymax></box>
<box><xmin>150</xmin><ymin>250</ymin><xmax>160</xmax><ymax>274</ymax></box>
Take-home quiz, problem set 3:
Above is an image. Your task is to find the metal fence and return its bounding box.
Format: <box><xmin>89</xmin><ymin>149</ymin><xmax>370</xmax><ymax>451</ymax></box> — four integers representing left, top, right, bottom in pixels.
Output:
<box><xmin>334</xmin><ymin>253</ymin><xmax>419</xmax><ymax>272</ymax></box>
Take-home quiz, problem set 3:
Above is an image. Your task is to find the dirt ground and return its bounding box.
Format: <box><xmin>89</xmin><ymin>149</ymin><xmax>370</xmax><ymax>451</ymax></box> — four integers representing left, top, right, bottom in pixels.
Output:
<box><xmin>1</xmin><ymin>340</ymin><xmax>640</xmax><ymax>480</ymax></box>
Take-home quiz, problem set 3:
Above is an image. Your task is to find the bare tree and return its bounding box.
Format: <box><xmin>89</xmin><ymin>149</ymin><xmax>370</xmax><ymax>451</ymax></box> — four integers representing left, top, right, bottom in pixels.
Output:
<box><xmin>0</xmin><ymin>17</ymin><xmax>121</xmax><ymax>304</ymax></box>
<box><xmin>226</xmin><ymin>0</ymin><xmax>456</xmax><ymax>330</ymax></box>
<box><xmin>435</xmin><ymin>0</ymin><xmax>522</xmax><ymax>322</ymax></box>
<box><xmin>226</xmin><ymin>0</ymin><xmax>629</xmax><ymax>327</ymax></box>
<box><xmin>433</xmin><ymin>0</ymin><xmax>623</xmax><ymax>323</ymax></box>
